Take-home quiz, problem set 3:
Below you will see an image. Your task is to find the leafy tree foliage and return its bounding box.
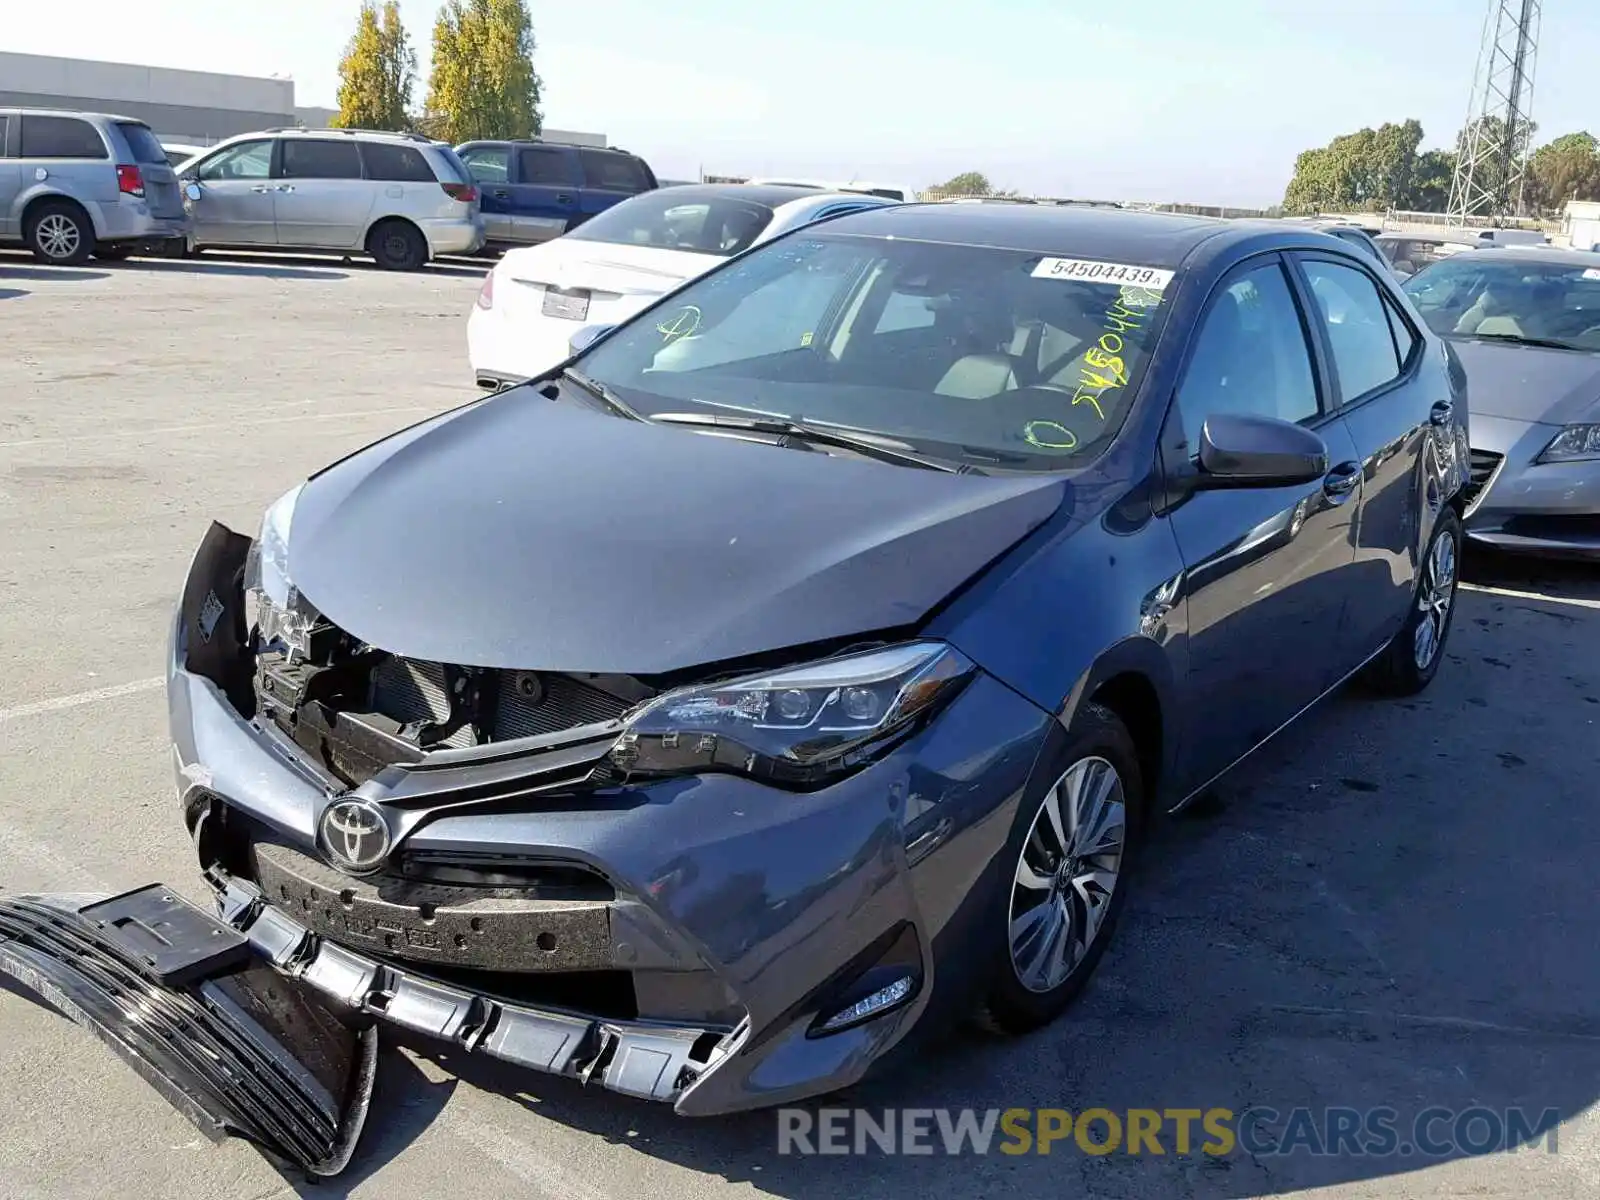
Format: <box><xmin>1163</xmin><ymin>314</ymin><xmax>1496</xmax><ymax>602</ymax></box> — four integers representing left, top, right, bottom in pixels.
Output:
<box><xmin>423</xmin><ymin>0</ymin><xmax>543</xmax><ymax>143</ymax></box>
<box><xmin>1526</xmin><ymin>132</ymin><xmax>1600</xmax><ymax>213</ymax></box>
<box><xmin>333</xmin><ymin>1</ymin><xmax>416</xmax><ymax>131</ymax></box>
<box><xmin>935</xmin><ymin>171</ymin><xmax>994</xmax><ymax>196</ymax></box>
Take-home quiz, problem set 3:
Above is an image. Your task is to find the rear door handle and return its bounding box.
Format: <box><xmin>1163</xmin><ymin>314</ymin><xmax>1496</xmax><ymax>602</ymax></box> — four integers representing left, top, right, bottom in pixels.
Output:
<box><xmin>491</xmin><ymin>188</ymin><xmax>510</xmax><ymax>199</ymax></box>
<box><xmin>556</xmin><ymin>193</ymin><xmax>573</xmax><ymax>204</ymax></box>
<box><xmin>1429</xmin><ymin>400</ymin><xmax>1454</xmax><ymax>426</ymax></box>
<box><xmin>275</xmin><ymin>185</ymin><xmax>295</xmax><ymax>194</ymax></box>
<box><xmin>1323</xmin><ymin>461</ymin><xmax>1362</xmax><ymax>502</ymax></box>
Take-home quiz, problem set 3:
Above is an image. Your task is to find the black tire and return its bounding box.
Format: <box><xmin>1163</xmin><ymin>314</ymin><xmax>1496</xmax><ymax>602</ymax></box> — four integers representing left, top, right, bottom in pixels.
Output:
<box><xmin>1359</xmin><ymin>506</ymin><xmax>1463</xmax><ymax>697</ymax></box>
<box><xmin>93</xmin><ymin>244</ymin><xmax>135</xmax><ymax>261</ymax></box>
<box><xmin>368</xmin><ymin>219</ymin><xmax>427</xmax><ymax>271</ymax></box>
<box><xmin>977</xmin><ymin>702</ymin><xmax>1145</xmax><ymax>1034</ymax></box>
<box><xmin>24</xmin><ymin>200</ymin><xmax>94</xmax><ymax>265</ymax></box>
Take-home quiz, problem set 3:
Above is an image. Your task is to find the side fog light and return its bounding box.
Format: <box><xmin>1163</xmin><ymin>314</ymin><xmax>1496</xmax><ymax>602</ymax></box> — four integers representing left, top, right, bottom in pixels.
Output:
<box><xmin>814</xmin><ymin>976</ymin><xmax>915</xmax><ymax>1034</ymax></box>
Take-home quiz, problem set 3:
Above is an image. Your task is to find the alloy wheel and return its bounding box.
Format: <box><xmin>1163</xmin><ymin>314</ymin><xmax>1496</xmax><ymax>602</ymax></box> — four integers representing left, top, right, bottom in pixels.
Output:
<box><xmin>36</xmin><ymin>214</ymin><xmax>81</xmax><ymax>261</ymax></box>
<box><xmin>1413</xmin><ymin>527</ymin><xmax>1458</xmax><ymax>670</ymax></box>
<box><xmin>1007</xmin><ymin>755</ymin><xmax>1127</xmax><ymax>994</ymax></box>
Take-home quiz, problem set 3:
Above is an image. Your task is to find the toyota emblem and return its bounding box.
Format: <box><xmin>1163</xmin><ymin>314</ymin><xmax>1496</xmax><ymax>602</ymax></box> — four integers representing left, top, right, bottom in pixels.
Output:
<box><xmin>319</xmin><ymin>798</ymin><xmax>392</xmax><ymax>874</ymax></box>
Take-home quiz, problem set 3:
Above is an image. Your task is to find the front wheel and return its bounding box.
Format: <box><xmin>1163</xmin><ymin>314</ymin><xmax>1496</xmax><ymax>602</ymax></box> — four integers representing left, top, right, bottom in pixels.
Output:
<box><xmin>1361</xmin><ymin>506</ymin><xmax>1463</xmax><ymax>696</ymax></box>
<box><xmin>978</xmin><ymin>702</ymin><xmax>1143</xmax><ymax>1033</ymax></box>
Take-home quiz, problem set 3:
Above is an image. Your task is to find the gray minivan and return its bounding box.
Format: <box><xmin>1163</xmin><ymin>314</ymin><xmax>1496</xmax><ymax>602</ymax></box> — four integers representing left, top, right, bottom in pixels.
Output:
<box><xmin>0</xmin><ymin>108</ymin><xmax>190</xmax><ymax>264</ymax></box>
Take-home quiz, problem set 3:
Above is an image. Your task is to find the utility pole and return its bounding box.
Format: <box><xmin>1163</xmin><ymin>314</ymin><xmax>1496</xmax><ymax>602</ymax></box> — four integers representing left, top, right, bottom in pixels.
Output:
<box><xmin>1447</xmin><ymin>0</ymin><xmax>1541</xmax><ymax>224</ymax></box>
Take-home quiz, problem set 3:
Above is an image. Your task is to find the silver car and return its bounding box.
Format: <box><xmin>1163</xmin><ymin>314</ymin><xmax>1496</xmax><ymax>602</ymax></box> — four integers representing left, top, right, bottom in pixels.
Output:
<box><xmin>1403</xmin><ymin>246</ymin><xmax>1600</xmax><ymax>558</ymax></box>
<box><xmin>179</xmin><ymin>128</ymin><xmax>484</xmax><ymax>270</ymax></box>
<box><xmin>0</xmin><ymin>107</ymin><xmax>190</xmax><ymax>264</ymax></box>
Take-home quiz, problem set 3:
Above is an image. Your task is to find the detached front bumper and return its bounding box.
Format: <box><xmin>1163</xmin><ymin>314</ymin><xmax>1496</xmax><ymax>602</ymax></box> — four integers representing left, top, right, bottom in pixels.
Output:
<box><xmin>1464</xmin><ymin>415</ymin><xmax>1600</xmax><ymax>559</ymax></box>
<box><xmin>168</xmin><ymin>523</ymin><xmax>1054</xmax><ymax>1114</ymax></box>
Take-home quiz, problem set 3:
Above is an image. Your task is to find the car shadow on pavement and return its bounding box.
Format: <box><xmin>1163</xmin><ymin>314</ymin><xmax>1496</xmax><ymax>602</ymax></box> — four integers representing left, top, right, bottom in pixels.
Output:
<box><xmin>181</xmin><ymin>251</ymin><xmax>485</xmax><ymax>278</ymax></box>
<box><xmin>360</xmin><ymin>558</ymin><xmax>1600</xmax><ymax>1199</ymax></box>
<box><xmin>0</xmin><ymin>264</ymin><xmax>110</xmax><ymax>283</ymax></box>
<box><xmin>115</xmin><ymin>259</ymin><xmax>350</xmax><ymax>281</ymax></box>
<box><xmin>0</xmin><ymin>288</ymin><xmax>25</xmax><ymax>300</ymax></box>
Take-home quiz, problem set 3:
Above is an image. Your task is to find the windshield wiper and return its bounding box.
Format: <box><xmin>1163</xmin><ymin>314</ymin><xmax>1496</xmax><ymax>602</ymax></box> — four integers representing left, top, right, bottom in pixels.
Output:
<box><xmin>558</xmin><ymin>368</ymin><xmax>647</xmax><ymax>421</ymax></box>
<box><xmin>650</xmin><ymin>411</ymin><xmax>963</xmax><ymax>473</ymax></box>
<box><xmin>1469</xmin><ymin>332</ymin><xmax>1581</xmax><ymax>352</ymax></box>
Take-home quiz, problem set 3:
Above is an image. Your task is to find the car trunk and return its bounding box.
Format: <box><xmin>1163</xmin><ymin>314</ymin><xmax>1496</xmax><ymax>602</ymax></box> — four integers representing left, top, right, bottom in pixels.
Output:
<box><xmin>498</xmin><ymin>239</ymin><xmax>716</xmax><ymax>335</ymax></box>
<box><xmin>115</xmin><ymin>121</ymin><xmax>187</xmax><ymax>219</ymax></box>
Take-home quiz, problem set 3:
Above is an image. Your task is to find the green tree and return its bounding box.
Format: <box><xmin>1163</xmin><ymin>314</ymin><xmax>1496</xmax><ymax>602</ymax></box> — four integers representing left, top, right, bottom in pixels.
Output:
<box><xmin>1281</xmin><ymin>120</ymin><xmax>1425</xmax><ymax>214</ymax></box>
<box><xmin>333</xmin><ymin>0</ymin><xmax>416</xmax><ymax>131</ymax></box>
<box><xmin>934</xmin><ymin>171</ymin><xmax>994</xmax><ymax>196</ymax></box>
<box><xmin>424</xmin><ymin>0</ymin><xmax>543</xmax><ymax>143</ymax></box>
<box><xmin>1526</xmin><ymin>131</ymin><xmax>1600</xmax><ymax>214</ymax></box>
<box><xmin>1402</xmin><ymin>149</ymin><xmax>1456</xmax><ymax>211</ymax></box>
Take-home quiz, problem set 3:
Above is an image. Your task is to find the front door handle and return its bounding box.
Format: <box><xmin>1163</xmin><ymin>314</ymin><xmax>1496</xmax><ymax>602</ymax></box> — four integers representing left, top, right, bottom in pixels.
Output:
<box><xmin>556</xmin><ymin>193</ymin><xmax>573</xmax><ymax>204</ymax></box>
<box><xmin>1323</xmin><ymin>461</ymin><xmax>1362</xmax><ymax>502</ymax></box>
<box><xmin>1429</xmin><ymin>400</ymin><xmax>1454</xmax><ymax>426</ymax></box>
<box><xmin>250</xmin><ymin>184</ymin><xmax>271</xmax><ymax>193</ymax></box>
<box><xmin>491</xmin><ymin>188</ymin><xmax>510</xmax><ymax>199</ymax></box>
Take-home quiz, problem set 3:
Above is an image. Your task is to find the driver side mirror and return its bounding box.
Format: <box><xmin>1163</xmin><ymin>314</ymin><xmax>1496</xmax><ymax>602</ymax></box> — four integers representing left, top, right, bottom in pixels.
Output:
<box><xmin>568</xmin><ymin>323</ymin><xmax>616</xmax><ymax>357</ymax></box>
<box><xmin>183</xmin><ymin>181</ymin><xmax>202</xmax><ymax>201</ymax></box>
<box><xmin>1194</xmin><ymin>413</ymin><xmax>1329</xmax><ymax>489</ymax></box>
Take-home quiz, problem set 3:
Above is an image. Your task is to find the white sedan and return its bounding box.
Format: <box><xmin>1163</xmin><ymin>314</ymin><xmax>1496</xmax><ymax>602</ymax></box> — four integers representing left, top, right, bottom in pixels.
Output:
<box><xmin>467</xmin><ymin>184</ymin><xmax>898</xmax><ymax>388</ymax></box>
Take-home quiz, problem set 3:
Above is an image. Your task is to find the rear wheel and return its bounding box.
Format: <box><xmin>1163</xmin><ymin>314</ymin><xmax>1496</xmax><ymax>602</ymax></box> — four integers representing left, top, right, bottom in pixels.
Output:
<box><xmin>368</xmin><ymin>219</ymin><xmax>427</xmax><ymax>271</ymax></box>
<box><xmin>978</xmin><ymin>702</ymin><xmax>1143</xmax><ymax>1033</ymax></box>
<box><xmin>1360</xmin><ymin>506</ymin><xmax>1463</xmax><ymax>696</ymax></box>
<box><xmin>25</xmin><ymin>201</ymin><xmax>94</xmax><ymax>266</ymax></box>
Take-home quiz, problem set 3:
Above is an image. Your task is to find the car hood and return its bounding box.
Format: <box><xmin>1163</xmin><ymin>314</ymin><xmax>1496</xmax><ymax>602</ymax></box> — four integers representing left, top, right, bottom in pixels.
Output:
<box><xmin>1449</xmin><ymin>338</ymin><xmax>1600</xmax><ymax>425</ymax></box>
<box><xmin>287</xmin><ymin>395</ymin><xmax>1066</xmax><ymax>674</ymax></box>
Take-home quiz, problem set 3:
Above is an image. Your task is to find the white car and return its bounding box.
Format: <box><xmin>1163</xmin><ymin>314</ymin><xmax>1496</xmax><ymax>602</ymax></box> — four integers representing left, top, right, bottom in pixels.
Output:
<box><xmin>467</xmin><ymin>184</ymin><xmax>898</xmax><ymax>388</ymax></box>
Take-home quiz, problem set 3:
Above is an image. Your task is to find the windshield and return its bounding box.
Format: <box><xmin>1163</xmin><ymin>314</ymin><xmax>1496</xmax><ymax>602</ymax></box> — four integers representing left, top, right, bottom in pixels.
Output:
<box><xmin>566</xmin><ymin>191</ymin><xmax>775</xmax><ymax>257</ymax></box>
<box><xmin>576</xmin><ymin>232</ymin><xmax>1174</xmax><ymax>471</ymax></box>
<box><xmin>1402</xmin><ymin>257</ymin><xmax>1600</xmax><ymax>350</ymax></box>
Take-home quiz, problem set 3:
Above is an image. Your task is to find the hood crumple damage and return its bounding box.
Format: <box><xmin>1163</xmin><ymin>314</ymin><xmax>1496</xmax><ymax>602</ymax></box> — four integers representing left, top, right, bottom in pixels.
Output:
<box><xmin>286</xmin><ymin>393</ymin><xmax>1066</xmax><ymax>673</ymax></box>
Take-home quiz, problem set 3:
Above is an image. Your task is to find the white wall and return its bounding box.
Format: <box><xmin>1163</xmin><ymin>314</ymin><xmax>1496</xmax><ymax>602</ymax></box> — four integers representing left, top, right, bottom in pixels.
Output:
<box><xmin>0</xmin><ymin>51</ymin><xmax>292</xmax><ymax>115</ymax></box>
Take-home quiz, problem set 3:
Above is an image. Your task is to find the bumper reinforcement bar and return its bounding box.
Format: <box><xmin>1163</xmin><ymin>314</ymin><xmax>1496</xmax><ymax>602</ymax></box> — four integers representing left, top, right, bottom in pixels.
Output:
<box><xmin>214</xmin><ymin>876</ymin><xmax>733</xmax><ymax>1106</ymax></box>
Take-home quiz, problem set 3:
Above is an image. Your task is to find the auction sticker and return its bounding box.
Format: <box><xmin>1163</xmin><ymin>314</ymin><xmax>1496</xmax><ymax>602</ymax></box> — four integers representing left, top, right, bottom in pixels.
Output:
<box><xmin>1032</xmin><ymin>258</ymin><xmax>1174</xmax><ymax>290</ymax></box>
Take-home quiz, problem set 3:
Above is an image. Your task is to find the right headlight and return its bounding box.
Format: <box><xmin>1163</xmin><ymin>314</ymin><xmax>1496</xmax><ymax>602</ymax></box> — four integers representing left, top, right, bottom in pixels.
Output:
<box><xmin>242</xmin><ymin>483</ymin><xmax>321</xmax><ymax>660</ymax></box>
<box><xmin>1538</xmin><ymin>423</ymin><xmax>1600</xmax><ymax>463</ymax></box>
<box><xmin>610</xmin><ymin>642</ymin><xmax>975</xmax><ymax>788</ymax></box>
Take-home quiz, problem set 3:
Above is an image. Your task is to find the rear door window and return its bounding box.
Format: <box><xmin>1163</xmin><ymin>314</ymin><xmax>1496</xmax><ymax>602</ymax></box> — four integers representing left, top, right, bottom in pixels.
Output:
<box><xmin>517</xmin><ymin>146</ymin><xmax>577</xmax><ymax>186</ymax></box>
<box><xmin>460</xmin><ymin>146</ymin><xmax>510</xmax><ymax>183</ymax></box>
<box><xmin>1301</xmin><ymin>259</ymin><xmax>1405</xmax><ymax>403</ymax></box>
<box><xmin>361</xmin><ymin>142</ymin><xmax>437</xmax><ymax>182</ymax></box>
<box><xmin>0</xmin><ymin>115</ymin><xmax>10</xmax><ymax>157</ymax></box>
<box><xmin>578</xmin><ymin>149</ymin><xmax>651</xmax><ymax>191</ymax></box>
<box><xmin>20</xmin><ymin>115</ymin><xmax>108</xmax><ymax>159</ymax></box>
<box><xmin>280</xmin><ymin>139</ymin><xmax>362</xmax><ymax>180</ymax></box>
<box><xmin>115</xmin><ymin>122</ymin><xmax>168</xmax><ymax>165</ymax></box>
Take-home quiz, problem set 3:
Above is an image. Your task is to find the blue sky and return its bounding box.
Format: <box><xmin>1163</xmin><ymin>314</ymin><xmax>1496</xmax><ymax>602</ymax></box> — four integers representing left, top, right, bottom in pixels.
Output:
<box><xmin>14</xmin><ymin>0</ymin><xmax>1600</xmax><ymax>205</ymax></box>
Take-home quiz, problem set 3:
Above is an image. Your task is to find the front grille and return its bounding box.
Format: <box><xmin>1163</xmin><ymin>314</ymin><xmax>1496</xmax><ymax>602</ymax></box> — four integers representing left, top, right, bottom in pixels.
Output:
<box><xmin>369</xmin><ymin>657</ymin><xmax>632</xmax><ymax>748</ymax></box>
<box><xmin>1462</xmin><ymin>448</ymin><xmax>1504</xmax><ymax>511</ymax></box>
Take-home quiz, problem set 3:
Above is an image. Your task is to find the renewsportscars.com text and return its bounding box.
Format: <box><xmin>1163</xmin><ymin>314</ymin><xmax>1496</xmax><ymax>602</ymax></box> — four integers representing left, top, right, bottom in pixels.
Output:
<box><xmin>776</xmin><ymin>1106</ymin><xmax>1562</xmax><ymax>1157</ymax></box>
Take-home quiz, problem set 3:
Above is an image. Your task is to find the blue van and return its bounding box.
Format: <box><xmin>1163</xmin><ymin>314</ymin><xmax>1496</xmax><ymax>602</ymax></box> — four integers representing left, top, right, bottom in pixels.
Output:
<box><xmin>455</xmin><ymin>139</ymin><xmax>658</xmax><ymax>248</ymax></box>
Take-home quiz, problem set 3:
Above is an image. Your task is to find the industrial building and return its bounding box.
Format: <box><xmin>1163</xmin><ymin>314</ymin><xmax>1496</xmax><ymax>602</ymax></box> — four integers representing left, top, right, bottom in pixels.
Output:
<box><xmin>0</xmin><ymin>51</ymin><xmax>604</xmax><ymax>149</ymax></box>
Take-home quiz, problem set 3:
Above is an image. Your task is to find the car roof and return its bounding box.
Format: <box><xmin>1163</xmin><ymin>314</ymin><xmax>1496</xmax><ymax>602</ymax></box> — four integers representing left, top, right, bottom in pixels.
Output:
<box><xmin>820</xmin><ymin>202</ymin><xmax>1242</xmax><ymax>269</ymax></box>
<box><xmin>456</xmin><ymin>138</ymin><xmax>640</xmax><ymax>155</ymax></box>
<box><xmin>1444</xmin><ymin>245</ymin><xmax>1600</xmax><ymax>267</ymax></box>
<box><xmin>651</xmin><ymin>182</ymin><xmax>851</xmax><ymax>207</ymax></box>
<box><xmin>1</xmin><ymin>106</ymin><xmax>143</xmax><ymax>124</ymax></box>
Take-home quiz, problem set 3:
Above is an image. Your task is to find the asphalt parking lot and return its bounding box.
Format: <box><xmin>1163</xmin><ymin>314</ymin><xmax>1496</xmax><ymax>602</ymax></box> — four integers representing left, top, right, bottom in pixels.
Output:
<box><xmin>1</xmin><ymin>249</ymin><xmax>1597</xmax><ymax>1200</ymax></box>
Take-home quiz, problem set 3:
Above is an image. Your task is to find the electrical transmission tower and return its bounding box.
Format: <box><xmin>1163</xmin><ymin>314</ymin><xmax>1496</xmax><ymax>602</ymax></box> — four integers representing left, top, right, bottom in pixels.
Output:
<box><xmin>1447</xmin><ymin>0</ymin><xmax>1541</xmax><ymax>224</ymax></box>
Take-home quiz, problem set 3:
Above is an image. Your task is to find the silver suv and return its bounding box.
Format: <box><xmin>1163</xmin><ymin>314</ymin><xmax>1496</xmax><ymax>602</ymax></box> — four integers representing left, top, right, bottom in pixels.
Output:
<box><xmin>0</xmin><ymin>108</ymin><xmax>191</xmax><ymax>264</ymax></box>
<box><xmin>179</xmin><ymin>128</ymin><xmax>485</xmax><ymax>270</ymax></box>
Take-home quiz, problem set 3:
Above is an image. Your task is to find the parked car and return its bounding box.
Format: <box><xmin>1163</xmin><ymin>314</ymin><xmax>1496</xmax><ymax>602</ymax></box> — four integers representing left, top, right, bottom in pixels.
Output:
<box><xmin>177</xmin><ymin>128</ymin><xmax>484</xmax><ymax>269</ymax></box>
<box><xmin>165</xmin><ymin>204</ymin><xmax>1468</xmax><ymax>1123</ymax></box>
<box><xmin>1310</xmin><ymin>222</ymin><xmax>1390</xmax><ymax>268</ymax></box>
<box><xmin>161</xmin><ymin>141</ymin><xmax>207</xmax><ymax>167</ymax></box>
<box><xmin>468</xmin><ymin>183</ymin><xmax>899</xmax><ymax>388</ymax></box>
<box><xmin>1403</xmin><ymin>245</ymin><xmax>1600</xmax><ymax>558</ymax></box>
<box><xmin>1378</xmin><ymin>233</ymin><xmax>1492</xmax><ymax>278</ymax></box>
<box><xmin>0</xmin><ymin>107</ymin><xmax>190</xmax><ymax>264</ymax></box>
<box><xmin>455</xmin><ymin>139</ymin><xmax>658</xmax><ymax>249</ymax></box>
